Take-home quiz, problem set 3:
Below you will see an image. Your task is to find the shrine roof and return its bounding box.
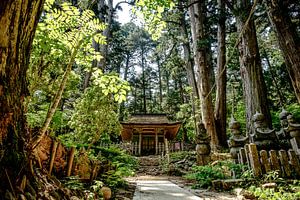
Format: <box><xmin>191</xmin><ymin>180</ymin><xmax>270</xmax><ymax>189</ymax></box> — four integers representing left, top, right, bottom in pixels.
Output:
<box><xmin>120</xmin><ymin>114</ymin><xmax>182</xmax><ymax>141</ymax></box>
<box><xmin>120</xmin><ymin>114</ymin><xmax>180</xmax><ymax>125</ymax></box>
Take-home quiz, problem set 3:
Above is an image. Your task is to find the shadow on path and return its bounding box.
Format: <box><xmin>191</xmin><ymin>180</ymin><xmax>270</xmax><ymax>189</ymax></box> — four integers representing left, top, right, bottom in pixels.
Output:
<box><xmin>132</xmin><ymin>178</ymin><xmax>201</xmax><ymax>200</ymax></box>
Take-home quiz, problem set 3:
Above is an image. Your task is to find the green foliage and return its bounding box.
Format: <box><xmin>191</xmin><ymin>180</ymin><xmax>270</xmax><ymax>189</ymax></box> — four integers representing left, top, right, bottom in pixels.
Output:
<box><xmin>63</xmin><ymin>70</ymin><xmax>130</xmax><ymax>145</ymax></box>
<box><xmin>286</xmin><ymin>103</ymin><xmax>300</xmax><ymax>121</ymax></box>
<box><xmin>186</xmin><ymin>161</ymin><xmax>247</xmax><ymax>188</ymax></box>
<box><xmin>241</xmin><ymin>170</ymin><xmax>300</xmax><ymax>199</ymax></box>
<box><xmin>133</xmin><ymin>0</ymin><xmax>175</xmax><ymax>40</ymax></box>
<box><xmin>98</xmin><ymin>146</ymin><xmax>138</xmax><ymax>177</ymax></box>
<box><xmin>248</xmin><ymin>180</ymin><xmax>300</xmax><ymax>200</ymax></box>
<box><xmin>64</xmin><ymin>176</ymin><xmax>85</xmax><ymax>190</ymax></box>
<box><xmin>271</xmin><ymin>103</ymin><xmax>300</xmax><ymax>130</ymax></box>
<box><xmin>185</xmin><ymin>165</ymin><xmax>225</xmax><ymax>188</ymax></box>
<box><xmin>241</xmin><ymin>169</ymin><xmax>255</xmax><ymax>180</ymax></box>
<box><xmin>176</xmin><ymin>98</ymin><xmax>198</xmax><ymax>142</ymax></box>
<box><xmin>27</xmin><ymin>0</ymin><xmax>106</xmax><ymax>133</ymax></box>
<box><xmin>97</xmin><ymin>146</ymin><xmax>138</xmax><ymax>189</ymax></box>
<box><xmin>169</xmin><ymin>151</ymin><xmax>192</xmax><ymax>161</ymax></box>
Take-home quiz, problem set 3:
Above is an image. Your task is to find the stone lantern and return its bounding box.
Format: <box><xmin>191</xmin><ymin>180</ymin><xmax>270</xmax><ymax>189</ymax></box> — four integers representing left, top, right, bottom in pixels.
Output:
<box><xmin>195</xmin><ymin>123</ymin><xmax>211</xmax><ymax>166</ymax></box>
<box><xmin>250</xmin><ymin>112</ymin><xmax>278</xmax><ymax>150</ymax></box>
<box><xmin>227</xmin><ymin>118</ymin><xmax>248</xmax><ymax>162</ymax></box>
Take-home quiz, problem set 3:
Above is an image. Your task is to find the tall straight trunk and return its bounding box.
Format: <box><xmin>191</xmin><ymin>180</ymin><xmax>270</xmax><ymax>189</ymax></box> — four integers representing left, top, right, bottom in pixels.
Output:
<box><xmin>97</xmin><ymin>0</ymin><xmax>108</xmax><ymax>70</ymax></box>
<box><xmin>166</xmin><ymin>71</ymin><xmax>170</xmax><ymax>96</ymax></box>
<box><xmin>264</xmin><ymin>0</ymin><xmax>300</xmax><ymax>103</ymax></box>
<box><xmin>236</xmin><ymin>0</ymin><xmax>272</xmax><ymax>134</ymax></box>
<box><xmin>178</xmin><ymin>1</ymin><xmax>201</xmax><ymax>138</ymax></box>
<box><xmin>178</xmin><ymin>77</ymin><xmax>185</xmax><ymax>104</ymax></box>
<box><xmin>100</xmin><ymin>0</ymin><xmax>113</xmax><ymax>70</ymax></box>
<box><xmin>134</xmin><ymin>83</ymin><xmax>138</xmax><ymax>112</ymax></box>
<box><xmin>141</xmin><ymin>46</ymin><xmax>147</xmax><ymax>113</ymax></box>
<box><xmin>119</xmin><ymin>53</ymin><xmax>130</xmax><ymax>121</ymax></box>
<box><xmin>84</xmin><ymin>0</ymin><xmax>113</xmax><ymax>89</ymax></box>
<box><xmin>178</xmin><ymin>7</ymin><xmax>199</xmax><ymax>98</ymax></box>
<box><xmin>262</xmin><ymin>50</ymin><xmax>285</xmax><ymax>106</ymax></box>
<box><xmin>157</xmin><ymin>57</ymin><xmax>163</xmax><ymax>111</ymax></box>
<box><xmin>0</xmin><ymin>0</ymin><xmax>45</xmax><ymax>192</ymax></box>
<box><xmin>189</xmin><ymin>0</ymin><xmax>219</xmax><ymax>150</ymax></box>
<box><xmin>215</xmin><ymin>0</ymin><xmax>227</xmax><ymax>148</ymax></box>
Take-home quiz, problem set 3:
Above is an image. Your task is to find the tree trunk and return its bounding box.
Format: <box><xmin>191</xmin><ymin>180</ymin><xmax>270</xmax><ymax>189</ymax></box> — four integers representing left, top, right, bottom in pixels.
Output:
<box><xmin>189</xmin><ymin>0</ymin><xmax>219</xmax><ymax>151</ymax></box>
<box><xmin>178</xmin><ymin>1</ymin><xmax>199</xmax><ymax>99</ymax></box>
<box><xmin>264</xmin><ymin>0</ymin><xmax>300</xmax><ymax>103</ymax></box>
<box><xmin>119</xmin><ymin>53</ymin><xmax>130</xmax><ymax>121</ymax></box>
<box><xmin>141</xmin><ymin>45</ymin><xmax>147</xmax><ymax>114</ymax></box>
<box><xmin>236</xmin><ymin>0</ymin><xmax>272</xmax><ymax>134</ymax></box>
<box><xmin>157</xmin><ymin>56</ymin><xmax>163</xmax><ymax>111</ymax></box>
<box><xmin>30</xmin><ymin>40</ymin><xmax>83</xmax><ymax>150</ymax></box>
<box><xmin>0</xmin><ymin>0</ymin><xmax>45</xmax><ymax>193</ymax></box>
<box><xmin>100</xmin><ymin>0</ymin><xmax>113</xmax><ymax>71</ymax></box>
<box><xmin>178</xmin><ymin>1</ymin><xmax>201</xmax><ymax>138</ymax></box>
<box><xmin>215</xmin><ymin>0</ymin><xmax>228</xmax><ymax>148</ymax></box>
<box><xmin>262</xmin><ymin>50</ymin><xmax>285</xmax><ymax>106</ymax></box>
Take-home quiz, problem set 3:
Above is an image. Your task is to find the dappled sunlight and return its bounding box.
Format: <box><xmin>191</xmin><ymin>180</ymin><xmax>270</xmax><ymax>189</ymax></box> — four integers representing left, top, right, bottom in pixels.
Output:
<box><xmin>134</xmin><ymin>179</ymin><xmax>202</xmax><ymax>200</ymax></box>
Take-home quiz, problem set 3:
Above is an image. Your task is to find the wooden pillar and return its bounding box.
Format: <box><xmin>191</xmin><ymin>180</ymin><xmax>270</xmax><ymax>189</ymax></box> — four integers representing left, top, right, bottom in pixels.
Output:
<box><xmin>164</xmin><ymin>138</ymin><xmax>170</xmax><ymax>164</ymax></box>
<box><xmin>67</xmin><ymin>147</ymin><xmax>76</xmax><ymax>176</ymax></box>
<box><xmin>139</xmin><ymin>133</ymin><xmax>142</xmax><ymax>156</ymax></box>
<box><xmin>49</xmin><ymin>141</ymin><xmax>58</xmax><ymax>174</ymax></box>
<box><xmin>155</xmin><ymin>129</ymin><xmax>158</xmax><ymax>155</ymax></box>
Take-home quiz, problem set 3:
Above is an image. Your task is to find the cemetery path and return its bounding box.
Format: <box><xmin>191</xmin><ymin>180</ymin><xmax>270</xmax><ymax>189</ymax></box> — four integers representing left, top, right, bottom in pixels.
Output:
<box><xmin>127</xmin><ymin>175</ymin><xmax>238</xmax><ymax>200</ymax></box>
<box><xmin>131</xmin><ymin>176</ymin><xmax>201</xmax><ymax>200</ymax></box>
<box><xmin>127</xmin><ymin>156</ymin><xmax>238</xmax><ymax>200</ymax></box>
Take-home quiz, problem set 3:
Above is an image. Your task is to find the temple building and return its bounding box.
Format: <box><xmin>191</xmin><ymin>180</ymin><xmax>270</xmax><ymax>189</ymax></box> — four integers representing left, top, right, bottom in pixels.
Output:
<box><xmin>120</xmin><ymin>114</ymin><xmax>181</xmax><ymax>156</ymax></box>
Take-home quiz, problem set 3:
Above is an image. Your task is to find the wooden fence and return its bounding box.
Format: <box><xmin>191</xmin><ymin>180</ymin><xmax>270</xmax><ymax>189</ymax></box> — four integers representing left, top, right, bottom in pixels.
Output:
<box><xmin>237</xmin><ymin>143</ymin><xmax>300</xmax><ymax>177</ymax></box>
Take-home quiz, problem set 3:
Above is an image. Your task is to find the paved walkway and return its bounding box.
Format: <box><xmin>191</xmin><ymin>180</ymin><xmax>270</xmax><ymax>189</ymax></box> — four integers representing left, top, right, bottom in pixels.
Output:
<box><xmin>133</xmin><ymin>179</ymin><xmax>202</xmax><ymax>200</ymax></box>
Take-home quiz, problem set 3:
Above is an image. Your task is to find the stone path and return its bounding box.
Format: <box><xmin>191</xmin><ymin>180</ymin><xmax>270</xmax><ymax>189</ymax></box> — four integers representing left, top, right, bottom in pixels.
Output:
<box><xmin>127</xmin><ymin>175</ymin><xmax>239</xmax><ymax>200</ymax></box>
<box><xmin>132</xmin><ymin>178</ymin><xmax>202</xmax><ymax>200</ymax></box>
<box><xmin>130</xmin><ymin>156</ymin><xmax>238</xmax><ymax>200</ymax></box>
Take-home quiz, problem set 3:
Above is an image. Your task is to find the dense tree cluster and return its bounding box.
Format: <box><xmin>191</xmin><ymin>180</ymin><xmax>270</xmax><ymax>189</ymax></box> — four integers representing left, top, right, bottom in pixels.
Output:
<box><xmin>0</xmin><ymin>0</ymin><xmax>300</xmax><ymax>196</ymax></box>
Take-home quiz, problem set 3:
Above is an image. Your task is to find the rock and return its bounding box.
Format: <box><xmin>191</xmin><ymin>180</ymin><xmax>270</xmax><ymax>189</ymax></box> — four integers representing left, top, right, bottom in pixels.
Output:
<box><xmin>212</xmin><ymin>180</ymin><xmax>223</xmax><ymax>190</ymax></box>
<box><xmin>234</xmin><ymin>188</ymin><xmax>244</xmax><ymax>196</ymax></box>
<box><xmin>241</xmin><ymin>190</ymin><xmax>256</xmax><ymax>200</ymax></box>
<box><xmin>222</xmin><ymin>179</ymin><xmax>244</xmax><ymax>190</ymax></box>
<box><xmin>262</xmin><ymin>182</ymin><xmax>277</xmax><ymax>188</ymax></box>
<box><xmin>101</xmin><ymin>186</ymin><xmax>112</xmax><ymax>200</ymax></box>
<box><xmin>70</xmin><ymin>196</ymin><xmax>81</xmax><ymax>200</ymax></box>
<box><xmin>19</xmin><ymin>194</ymin><xmax>27</xmax><ymax>200</ymax></box>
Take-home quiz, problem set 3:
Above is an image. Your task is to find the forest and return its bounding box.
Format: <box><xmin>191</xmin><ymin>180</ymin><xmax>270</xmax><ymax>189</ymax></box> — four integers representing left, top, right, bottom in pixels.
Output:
<box><xmin>1</xmin><ymin>0</ymin><xmax>300</xmax><ymax>199</ymax></box>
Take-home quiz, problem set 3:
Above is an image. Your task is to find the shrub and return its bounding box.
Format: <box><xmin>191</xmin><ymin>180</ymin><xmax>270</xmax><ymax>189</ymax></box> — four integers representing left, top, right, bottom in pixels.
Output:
<box><xmin>185</xmin><ymin>165</ymin><xmax>225</xmax><ymax>188</ymax></box>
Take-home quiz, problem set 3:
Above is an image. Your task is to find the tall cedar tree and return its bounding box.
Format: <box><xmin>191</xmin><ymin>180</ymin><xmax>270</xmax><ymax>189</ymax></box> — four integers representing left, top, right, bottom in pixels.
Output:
<box><xmin>235</xmin><ymin>0</ymin><xmax>272</xmax><ymax>134</ymax></box>
<box><xmin>215</xmin><ymin>0</ymin><xmax>228</xmax><ymax>147</ymax></box>
<box><xmin>189</xmin><ymin>0</ymin><xmax>220</xmax><ymax>150</ymax></box>
<box><xmin>264</xmin><ymin>0</ymin><xmax>300</xmax><ymax>103</ymax></box>
<box><xmin>0</xmin><ymin>0</ymin><xmax>45</xmax><ymax>193</ymax></box>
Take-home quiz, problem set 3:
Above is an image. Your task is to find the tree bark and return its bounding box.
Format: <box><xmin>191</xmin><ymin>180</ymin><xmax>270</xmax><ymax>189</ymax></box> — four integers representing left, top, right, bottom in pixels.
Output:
<box><xmin>189</xmin><ymin>0</ymin><xmax>219</xmax><ymax>151</ymax></box>
<box><xmin>215</xmin><ymin>0</ymin><xmax>228</xmax><ymax>148</ymax></box>
<box><xmin>0</xmin><ymin>0</ymin><xmax>45</xmax><ymax>192</ymax></box>
<box><xmin>262</xmin><ymin>50</ymin><xmax>285</xmax><ymax>106</ymax></box>
<box><xmin>119</xmin><ymin>53</ymin><xmax>131</xmax><ymax>121</ymax></box>
<box><xmin>263</xmin><ymin>0</ymin><xmax>300</xmax><ymax>103</ymax></box>
<box><xmin>157</xmin><ymin>56</ymin><xmax>163</xmax><ymax>111</ymax></box>
<box><xmin>178</xmin><ymin>1</ymin><xmax>201</xmax><ymax>139</ymax></box>
<box><xmin>141</xmin><ymin>45</ymin><xmax>147</xmax><ymax>113</ymax></box>
<box><xmin>235</xmin><ymin>0</ymin><xmax>272</xmax><ymax>134</ymax></box>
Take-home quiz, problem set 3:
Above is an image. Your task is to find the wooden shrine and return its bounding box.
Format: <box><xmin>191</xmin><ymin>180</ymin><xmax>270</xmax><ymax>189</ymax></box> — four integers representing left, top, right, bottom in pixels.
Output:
<box><xmin>120</xmin><ymin>114</ymin><xmax>181</xmax><ymax>156</ymax></box>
